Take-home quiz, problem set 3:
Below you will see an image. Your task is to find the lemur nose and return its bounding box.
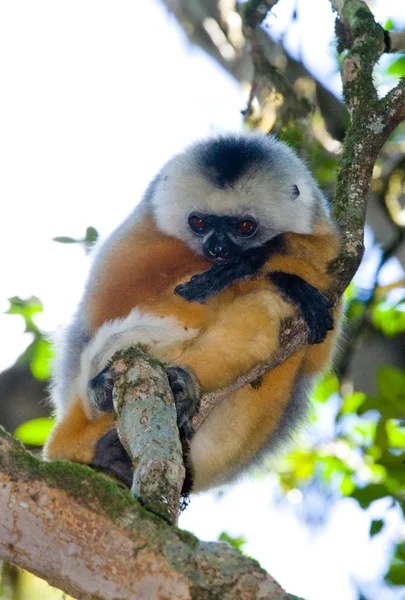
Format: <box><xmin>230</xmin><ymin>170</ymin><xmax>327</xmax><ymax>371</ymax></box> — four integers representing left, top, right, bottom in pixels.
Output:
<box><xmin>213</xmin><ymin>243</ymin><xmax>229</xmax><ymax>258</ymax></box>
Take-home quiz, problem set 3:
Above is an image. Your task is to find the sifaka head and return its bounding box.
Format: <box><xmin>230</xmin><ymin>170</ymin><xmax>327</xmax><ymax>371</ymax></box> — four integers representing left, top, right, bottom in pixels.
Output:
<box><xmin>150</xmin><ymin>133</ymin><xmax>330</xmax><ymax>263</ymax></box>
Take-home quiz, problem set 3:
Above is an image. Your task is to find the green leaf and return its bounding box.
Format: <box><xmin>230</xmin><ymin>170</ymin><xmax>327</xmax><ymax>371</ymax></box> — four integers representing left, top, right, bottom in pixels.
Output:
<box><xmin>52</xmin><ymin>236</ymin><xmax>78</xmax><ymax>244</ymax></box>
<box><xmin>312</xmin><ymin>373</ymin><xmax>340</xmax><ymax>403</ymax></box>
<box><xmin>340</xmin><ymin>473</ymin><xmax>355</xmax><ymax>496</ymax></box>
<box><xmin>386</xmin><ymin>420</ymin><xmax>405</xmax><ymax>449</ymax></box>
<box><xmin>388</xmin><ymin>57</ymin><xmax>405</xmax><ymax>77</ymax></box>
<box><xmin>218</xmin><ymin>532</ymin><xmax>247</xmax><ymax>551</ymax></box>
<box><xmin>84</xmin><ymin>227</ymin><xmax>98</xmax><ymax>245</ymax></box>
<box><xmin>377</xmin><ymin>451</ymin><xmax>405</xmax><ymax>484</ymax></box>
<box><xmin>375</xmin><ymin>418</ymin><xmax>388</xmax><ymax>450</ymax></box>
<box><xmin>396</xmin><ymin>542</ymin><xmax>405</xmax><ymax>562</ymax></box>
<box><xmin>83</xmin><ymin>226</ymin><xmax>99</xmax><ymax>255</ymax></box>
<box><xmin>372</xmin><ymin>303</ymin><xmax>405</xmax><ymax>337</ymax></box>
<box><xmin>345</xmin><ymin>298</ymin><xmax>366</xmax><ymax>321</ymax></box>
<box><xmin>30</xmin><ymin>338</ymin><xmax>53</xmax><ymax>380</ymax></box>
<box><xmin>351</xmin><ymin>483</ymin><xmax>390</xmax><ymax>509</ymax></box>
<box><xmin>357</xmin><ymin>395</ymin><xmax>380</xmax><ymax>416</ymax></box>
<box><xmin>376</xmin><ymin>366</ymin><xmax>405</xmax><ymax>419</ymax></box>
<box><xmin>5</xmin><ymin>296</ymin><xmax>43</xmax><ymax>335</ymax></box>
<box><xmin>384</xmin><ymin>19</ymin><xmax>394</xmax><ymax>30</ymax></box>
<box><xmin>340</xmin><ymin>392</ymin><xmax>366</xmax><ymax>415</ymax></box>
<box><xmin>369</xmin><ymin>519</ymin><xmax>384</xmax><ymax>537</ymax></box>
<box><xmin>14</xmin><ymin>417</ymin><xmax>55</xmax><ymax>446</ymax></box>
<box><xmin>385</xmin><ymin>563</ymin><xmax>405</xmax><ymax>586</ymax></box>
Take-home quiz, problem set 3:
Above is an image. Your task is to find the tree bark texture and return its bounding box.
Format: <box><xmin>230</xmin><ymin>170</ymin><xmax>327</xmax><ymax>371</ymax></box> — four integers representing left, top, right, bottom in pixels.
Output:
<box><xmin>111</xmin><ymin>348</ymin><xmax>185</xmax><ymax>526</ymax></box>
<box><xmin>0</xmin><ymin>428</ymin><xmax>302</xmax><ymax>600</ymax></box>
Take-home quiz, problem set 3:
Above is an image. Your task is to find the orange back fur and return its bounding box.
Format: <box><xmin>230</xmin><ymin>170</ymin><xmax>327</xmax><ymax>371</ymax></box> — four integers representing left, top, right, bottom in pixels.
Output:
<box><xmin>85</xmin><ymin>214</ymin><xmax>209</xmax><ymax>331</ymax></box>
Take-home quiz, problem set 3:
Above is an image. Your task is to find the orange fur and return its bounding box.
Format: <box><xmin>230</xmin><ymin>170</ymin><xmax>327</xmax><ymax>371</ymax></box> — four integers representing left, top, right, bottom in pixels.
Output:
<box><xmin>46</xmin><ymin>210</ymin><xmax>341</xmax><ymax>490</ymax></box>
<box><xmin>45</xmin><ymin>396</ymin><xmax>114</xmax><ymax>464</ymax></box>
<box><xmin>190</xmin><ymin>348</ymin><xmax>306</xmax><ymax>490</ymax></box>
<box><xmin>85</xmin><ymin>216</ymin><xmax>208</xmax><ymax>331</ymax></box>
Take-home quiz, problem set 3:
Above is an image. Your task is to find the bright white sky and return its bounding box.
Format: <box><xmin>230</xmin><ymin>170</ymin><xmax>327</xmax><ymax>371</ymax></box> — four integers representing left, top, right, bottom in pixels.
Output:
<box><xmin>1</xmin><ymin>1</ymin><xmax>404</xmax><ymax>599</ymax></box>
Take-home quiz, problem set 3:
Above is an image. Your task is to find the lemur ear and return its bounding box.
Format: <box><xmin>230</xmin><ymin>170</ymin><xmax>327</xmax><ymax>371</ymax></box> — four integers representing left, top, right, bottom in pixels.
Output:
<box><xmin>292</xmin><ymin>185</ymin><xmax>300</xmax><ymax>199</ymax></box>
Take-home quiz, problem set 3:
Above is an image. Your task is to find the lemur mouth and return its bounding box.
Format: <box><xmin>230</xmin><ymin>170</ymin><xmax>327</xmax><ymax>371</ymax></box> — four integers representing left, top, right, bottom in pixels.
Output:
<box><xmin>211</xmin><ymin>256</ymin><xmax>231</xmax><ymax>264</ymax></box>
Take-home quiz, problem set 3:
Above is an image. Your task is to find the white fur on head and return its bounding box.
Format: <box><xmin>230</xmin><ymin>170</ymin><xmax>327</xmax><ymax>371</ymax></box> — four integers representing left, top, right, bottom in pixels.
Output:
<box><xmin>151</xmin><ymin>133</ymin><xmax>329</xmax><ymax>255</ymax></box>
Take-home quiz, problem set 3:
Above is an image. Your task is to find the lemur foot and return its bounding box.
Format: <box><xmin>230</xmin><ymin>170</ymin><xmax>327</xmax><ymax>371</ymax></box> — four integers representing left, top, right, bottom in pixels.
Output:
<box><xmin>167</xmin><ymin>366</ymin><xmax>201</xmax><ymax>440</ymax></box>
<box><xmin>92</xmin><ymin>429</ymin><xmax>133</xmax><ymax>487</ymax></box>
<box><xmin>269</xmin><ymin>272</ymin><xmax>334</xmax><ymax>344</ymax></box>
<box><xmin>88</xmin><ymin>366</ymin><xmax>115</xmax><ymax>412</ymax></box>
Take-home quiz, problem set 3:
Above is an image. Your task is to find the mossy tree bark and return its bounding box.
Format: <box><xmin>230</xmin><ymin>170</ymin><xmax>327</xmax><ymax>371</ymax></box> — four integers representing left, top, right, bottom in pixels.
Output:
<box><xmin>0</xmin><ymin>427</ymin><xmax>302</xmax><ymax>600</ymax></box>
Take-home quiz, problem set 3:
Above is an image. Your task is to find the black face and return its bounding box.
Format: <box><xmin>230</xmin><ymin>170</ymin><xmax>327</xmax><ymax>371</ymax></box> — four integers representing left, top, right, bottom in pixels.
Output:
<box><xmin>188</xmin><ymin>213</ymin><xmax>258</xmax><ymax>263</ymax></box>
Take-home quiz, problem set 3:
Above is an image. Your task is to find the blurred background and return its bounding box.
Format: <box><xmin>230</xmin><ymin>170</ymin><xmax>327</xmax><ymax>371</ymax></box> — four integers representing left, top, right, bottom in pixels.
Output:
<box><xmin>1</xmin><ymin>1</ymin><xmax>405</xmax><ymax>599</ymax></box>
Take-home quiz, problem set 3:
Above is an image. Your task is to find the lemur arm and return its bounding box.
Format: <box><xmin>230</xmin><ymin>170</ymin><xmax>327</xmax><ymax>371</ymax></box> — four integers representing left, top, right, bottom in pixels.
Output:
<box><xmin>268</xmin><ymin>271</ymin><xmax>334</xmax><ymax>344</ymax></box>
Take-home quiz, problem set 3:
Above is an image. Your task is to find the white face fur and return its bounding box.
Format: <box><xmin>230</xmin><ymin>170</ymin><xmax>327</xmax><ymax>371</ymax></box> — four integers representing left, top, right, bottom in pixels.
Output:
<box><xmin>150</xmin><ymin>134</ymin><xmax>328</xmax><ymax>256</ymax></box>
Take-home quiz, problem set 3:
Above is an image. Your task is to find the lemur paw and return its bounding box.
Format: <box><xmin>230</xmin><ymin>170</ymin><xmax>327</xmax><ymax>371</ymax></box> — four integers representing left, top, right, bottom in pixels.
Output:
<box><xmin>175</xmin><ymin>278</ymin><xmax>209</xmax><ymax>303</ymax></box>
<box><xmin>167</xmin><ymin>366</ymin><xmax>201</xmax><ymax>440</ymax></box>
<box><xmin>92</xmin><ymin>429</ymin><xmax>133</xmax><ymax>487</ymax></box>
<box><xmin>88</xmin><ymin>366</ymin><xmax>115</xmax><ymax>412</ymax></box>
<box><xmin>269</xmin><ymin>272</ymin><xmax>334</xmax><ymax>345</ymax></box>
<box><xmin>303</xmin><ymin>295</ymin><xmax>334</xmax><ymax>345</ymax></box>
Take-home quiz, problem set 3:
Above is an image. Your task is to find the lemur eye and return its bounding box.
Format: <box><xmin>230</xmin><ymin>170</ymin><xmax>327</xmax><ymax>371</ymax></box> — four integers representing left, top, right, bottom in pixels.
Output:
<box><xmin>189</xmin><ymin>214</ymin><xmax>207</xmax><ymax>234</ymax></box>
<box><xmin>237</xmin><ymin>219</ymin><xmax>257</xmax><ymax>236</ymax></box>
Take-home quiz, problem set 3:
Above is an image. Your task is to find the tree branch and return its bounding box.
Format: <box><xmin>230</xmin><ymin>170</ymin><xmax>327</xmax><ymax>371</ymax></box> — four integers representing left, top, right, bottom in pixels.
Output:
<box><xmin>111</xmin><ymin>347</ymin><xmax>185</xmax><ymax>525</ymax></box>
<box><xmin>161</xmin><ymin>0</ymin><xmax>347</xmax><ymax>139</ymax></box>
<box><xmin>241</xmin><ymin>1</ymin><xmax>313</xmax><ymax>123</ymax></box>
<box><xmin>192</xmin><ymin>0</ymin><xmax>405</xmax><ymax>432</ymax></box>
<box><xmin>385</xmin><ymin>31</ymin><xmax>405</xmax><ymax>54</ymax></box>
<box><xmin>0</xmin><ymin>427</ymin><xmax>303</xmax><ymax>600</ymax></box>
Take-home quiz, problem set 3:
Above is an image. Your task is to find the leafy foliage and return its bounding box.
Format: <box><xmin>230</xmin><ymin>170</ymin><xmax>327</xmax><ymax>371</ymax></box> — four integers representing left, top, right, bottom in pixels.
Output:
<box><xmin>14</xmin><ymin>418</ymin><xmax>55</xmax><ymax>447</ymax></box>
<box><xmin>5</xmin><ymin>296</ymin><xmax>53</xmax><ymax>381</ymax></box>
<box><xmin>372</xmin><ymin>299</ymin><xmax>405</xmax><ymax>337</ymax></box>
<box><xmin>53</xmin><ymin>226</ymin><xmax>99</xmax><ymax>255</ymax></box>
<box><xmin>218</xmin><ymin>532</ymin><xmax>248</xmax><ymax>551</ymax></box>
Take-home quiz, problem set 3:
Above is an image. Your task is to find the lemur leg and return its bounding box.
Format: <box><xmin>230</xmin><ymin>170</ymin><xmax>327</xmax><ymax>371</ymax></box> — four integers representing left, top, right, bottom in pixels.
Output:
<box><xmin>45</xmin><ymin>399</ymin><xmax>133</xmax><ymax>484</ymax></box>
<box><xmin>189</xmin><ymin>348</ymin><xmax>307</xmax><ymax>491</ymax></box>
<box><xmin>44</xmin><ymin>396</ymin><xmax>114</xmax><ymax>464</ymax></box>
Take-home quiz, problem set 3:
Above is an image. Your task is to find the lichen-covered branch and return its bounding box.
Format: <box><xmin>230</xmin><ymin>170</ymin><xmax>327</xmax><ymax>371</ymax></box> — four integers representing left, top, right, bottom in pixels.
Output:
<box><xmin>111</xmin><ymin>346</ymin><xmax>185</xmax><ymax>526</ymax></box>
<box><xmin>0</xmin><ymin>427</ymin><xmax>302</xmax><ymax>600</ymax></box>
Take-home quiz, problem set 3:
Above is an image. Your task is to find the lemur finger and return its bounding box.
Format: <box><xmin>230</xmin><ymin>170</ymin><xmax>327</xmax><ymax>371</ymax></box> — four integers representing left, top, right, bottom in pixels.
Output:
<box><xmin>92</xmin><ymin>429</ymin><xmax>133</xmax><ymax>487</ymax></box>
<box><xmin>88</xmin><ymin>366</ymin><xmax>115</xmax><ymax>412</ymax></box>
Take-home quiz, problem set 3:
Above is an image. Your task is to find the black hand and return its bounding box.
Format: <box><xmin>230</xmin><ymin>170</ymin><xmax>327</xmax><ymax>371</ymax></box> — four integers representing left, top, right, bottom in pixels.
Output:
<box><xmin>167</xmin><ymin>366</ymin><xmax>201</xmax><ymax>439</ymax></box>
<box><xmin>175</xmin><ymin>235</ymin><xmax>284</xmax><ymax>303</ymax></box>
<box><xmin>88</xmin><ymin>366</ymin><xmax>115</xmax><ymax>412</ymax></box>
<box><xmin>269</xmin><ymin>271</ymin><xmax>334</xmax><ymax>344</ymax></box>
